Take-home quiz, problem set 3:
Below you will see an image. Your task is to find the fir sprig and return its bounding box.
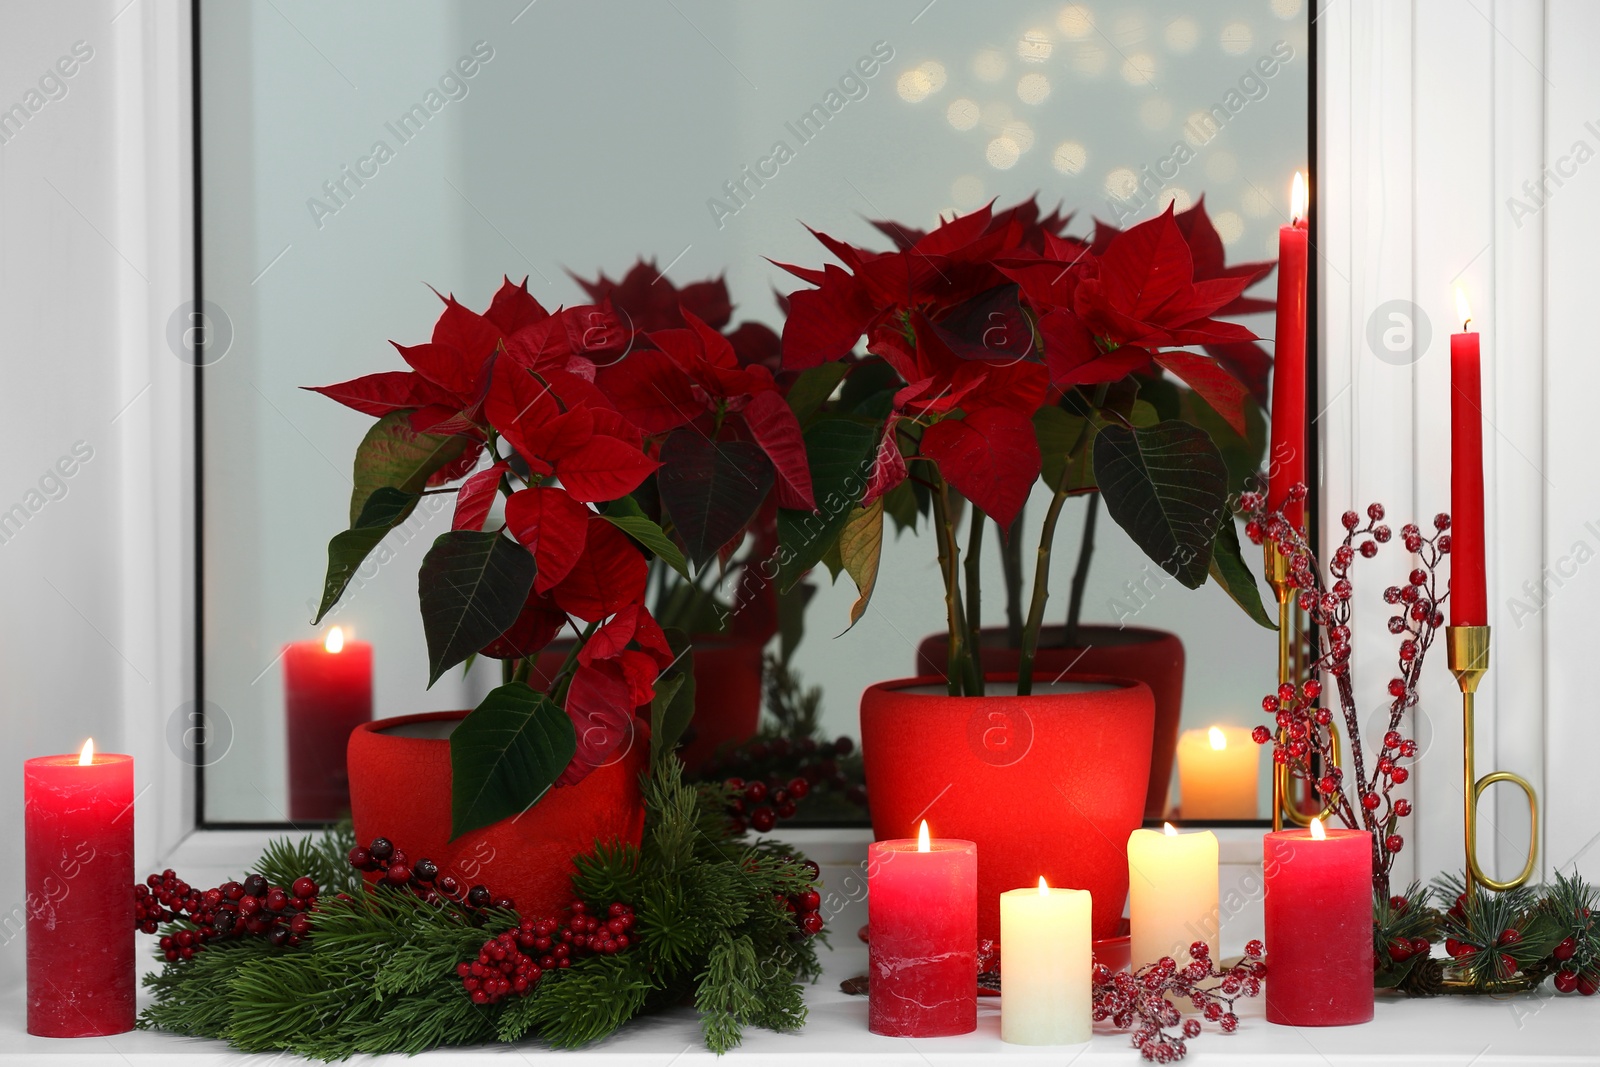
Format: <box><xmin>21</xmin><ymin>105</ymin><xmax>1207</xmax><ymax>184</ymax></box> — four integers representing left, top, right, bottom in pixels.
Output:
<box><xmin>139</xmin><ymin>756</ymin><xmax>823</xmax><ymax>1058</ymax></box>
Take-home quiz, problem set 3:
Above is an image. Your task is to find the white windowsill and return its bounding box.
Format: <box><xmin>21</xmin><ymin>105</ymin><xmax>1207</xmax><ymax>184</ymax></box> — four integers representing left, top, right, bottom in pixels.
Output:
<box><xmin>4</xmin><ymin>827</ymin><xmax>1592</xmax><ymax>1063</ymax></box>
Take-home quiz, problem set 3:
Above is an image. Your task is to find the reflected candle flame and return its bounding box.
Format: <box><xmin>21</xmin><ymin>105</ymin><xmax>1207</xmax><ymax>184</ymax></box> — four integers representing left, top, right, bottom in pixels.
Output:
<box><xmin>1208</xmin><ymin>726</ymin><xmax>1227</xmax><ymax>751</ymax></box>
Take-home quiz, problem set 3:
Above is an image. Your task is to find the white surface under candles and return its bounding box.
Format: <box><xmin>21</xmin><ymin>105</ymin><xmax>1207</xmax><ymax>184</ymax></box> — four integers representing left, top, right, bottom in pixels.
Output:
<box><xmin>999</xmin><ymin>877</ymin><xmax>1091</xmax><ymax>1045</ymax></box>
<box><xmin>1128</xmin><ymin>824</ymin><xmax>1220</xmax><ymax>974</ymax></box>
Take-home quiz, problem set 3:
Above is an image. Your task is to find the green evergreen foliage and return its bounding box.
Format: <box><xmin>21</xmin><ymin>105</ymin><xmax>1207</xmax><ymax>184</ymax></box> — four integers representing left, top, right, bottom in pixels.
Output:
<box><xmin>139</xmin><ymin>757</ymin><xmax>823</xmax><ymax>1058</ymax></box>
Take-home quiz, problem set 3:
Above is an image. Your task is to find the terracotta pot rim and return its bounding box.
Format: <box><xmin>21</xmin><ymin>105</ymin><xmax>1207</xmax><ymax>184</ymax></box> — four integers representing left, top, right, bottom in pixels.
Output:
<box><xmin>866</xmin><ymin>671</ymin><xmax>1150</xmax><ymax>699</ymax></box>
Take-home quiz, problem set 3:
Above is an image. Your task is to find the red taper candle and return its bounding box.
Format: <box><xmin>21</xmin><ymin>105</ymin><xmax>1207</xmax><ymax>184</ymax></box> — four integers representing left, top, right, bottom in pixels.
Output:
<box><xmin>1263</xmin><ymin>818</ymin><xmax>1374</xmax><ymax>1026</ymax></box>
<box><xmin>1268</xmin><ymin>172</ymin><xmax>1310</xmax><ymax>530</ymax></box>
<box><xmin>1449</xmin><ymin>288</ymin><xmax>1488</xmax><ymax>625</ymax></box>
<box><xmin>25</xmin><ymin>740</ymin><xmax>135</xmax><ymax>1036</ymax></box>
<box><xmin>285</xmin><ymin>626</ymin><xmax>372</xmax><ymax>820</ymax></box>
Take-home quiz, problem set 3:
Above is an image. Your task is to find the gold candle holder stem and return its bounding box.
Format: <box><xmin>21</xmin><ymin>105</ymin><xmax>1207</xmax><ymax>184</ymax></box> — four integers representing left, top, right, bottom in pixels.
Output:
<box><xmin>1265</xmin><ymin>543</ymin><xmax>1292</xmax><ymax>832</ymax></box>
<box><xmin>1446</xmin><ymin>625</ymin><xmax>1538</xmax><ymax>896</ymax></box>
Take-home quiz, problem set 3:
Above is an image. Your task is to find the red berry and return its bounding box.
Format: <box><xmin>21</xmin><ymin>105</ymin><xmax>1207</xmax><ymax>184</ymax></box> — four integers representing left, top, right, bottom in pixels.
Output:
<box><xmin>1388</xmin><ymin>939</ymin><xmax>1413</xmax><ymax>962</ymax></box>
<box><xmin>1578</xmin><ymin>971</ymin><xmax>1600</xmax><ymax>997</ymax></box>
<box><xmin>1361</xmin><ymin>541</ymin><xmax>1379</xmax><ymax>558</ymax></box>
<box><xmin>1554</xmin><ymin>969</ymin><xmax>1579</xmax><ymax>993</ymax></box>
<box><xmin>1555</xmin><ymin>937</ymin><xmax>1577</xmax><ymax>961</ymax></box>
<box><xmin>1385</xmin><ymin>834</ymin><xmax>1404</xmax><ymax>853</ymax></box>
<box><xmin>744</xmin><ymin>781</ymin><xmax>768</xmax><ymax>804</ymax></box>
<box><xmin>750</xmin><ymin>807</ymin><xmax>776</xmax><ymax>833</ymax></box>
<box><xmin>1362</xmin><ymin>792</ymin><xmax>1381</xmax><ymax>811</ymax></box>
<box><xmin>1251</xmin><ymin>725</ymin><xmax>1272</xmax><ymax>745</ymax></box>
<box><xmin>1391</xmin><ymin>766</ymin><xmax>1409</xmax><ymax>784</ymax></box>
<box><xmin>292</xmin><ymin>877</ymin><xmax>317</xmax><ymax>899</ymax></box>
<box><xmin>1341</xmin><ymin>510</ymin><xmax>1360</xmax><ymax>530</ymax></box>
<box><xmin>788</xmin><ymin>778</ymin><xmax>810</xmax><ymax>800</ymax></box>
<box><xmin>799</xmin><ymin>912</ymin><xmax>825</xmax><ymax>936</ymax></box>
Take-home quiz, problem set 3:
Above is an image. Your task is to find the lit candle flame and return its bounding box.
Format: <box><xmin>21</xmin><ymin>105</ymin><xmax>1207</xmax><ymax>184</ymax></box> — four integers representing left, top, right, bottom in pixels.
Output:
<box><xmin>324</xmin><ymin>626</ymin><xmax>345</xmax><ymax>654</ymax></box>
<box><xmin>78</xmin><ymin>739</ymin><xmax>94</xmax><ymax>766</ymax></box>
<box><xmin>1208</xmin><ymin>726</ymin><xmax>1227</xmax><ymax>751</ymax></box>
<box><xmin>1455</xmin><ymin>285</ymin><xmax>1473</xmax><ymax>332</ymax></box>
<box><xmin>1038</xmin><ymin>876</ymin><xmax>1050</xmax><ymax>896</ymax></box>
<box><xmin>1290</xmin><ymin>171</ymin><xmax>1307</xmax><ymax>223</ymax></box>
<box><xmin>917</xmin><ymin>820</ymin><xmax>931</xmax><ymax>852</ymax></box>
<box><xmin>1310</xmin><ymin>816</ymin><xmax>1326</xmax><ymax>841</ymax></box>
<box><xmin>1163</xmin><ymin>821</ymin><xmax>1178</xmax><ymax>837</ymax></box>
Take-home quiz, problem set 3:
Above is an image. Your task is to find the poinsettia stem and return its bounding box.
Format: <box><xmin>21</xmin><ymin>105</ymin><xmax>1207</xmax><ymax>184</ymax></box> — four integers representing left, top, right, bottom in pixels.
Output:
<box><xmin>549</xmin><ymin>621</ymin><xmax>599</xmax><ymax>704</ymax></box>
<box><xmin>1017</xmin><ymin>486</ymin><xmax>1070</xmax><ymax>695</ymax></box>
<box><xmin>1000</xmin><ymin>509</ymin><xmax>1025</xmax><ymax>649</ymax></box>
<box><xmin>1063</xmin><ymin>492</ymin><xmax>1100</xmax><ymax>647</ymax></box>
<box><xmin>965</xmin><ymin>506</ymin><xmax>985</xmax><ymax>643</ymax></box>
<box><xmin>930</xmin><ymin>477</ymin><xmax>980</xmax><ymax>696</ymax></box>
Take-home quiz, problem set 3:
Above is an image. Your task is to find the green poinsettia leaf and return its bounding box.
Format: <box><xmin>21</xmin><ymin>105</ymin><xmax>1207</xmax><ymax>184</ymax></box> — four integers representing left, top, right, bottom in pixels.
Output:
<box><xmin>837</xmin><ymin>499</ymin><xmax>883</xmax><ymax>632</ymax></box>
<box><xmin>349</xmin><ymin>410</ymin><xmax>468</xmax><ymax>526</ymax></box>
<box><xmin>418</xmin><ymin>530</ymin><xmax>536</xmax><ymax>686</ymax></box>
<box><xmin>313</xmin><ymin>486</ymin><xmax>419</xmax><ymax>624</ymax></box>
<box><xmin>1093</xmin><ymin>420</ymin><xmax>1228</xmax><ymax>589</ymax></box>
<box><xmin>657</xmin><ymin>429</ymin><xmax>773</xmax><ymax>570</ymax></box>
<box><xmin>602</xmin><ymin>496</ymin><xmax>690</xmax><ymax>579</ymax></box>
<box><xmin>1035</xmin><ymin>406</ymin><xmax>1093</xmax><ymax>493</ymax></box>
<box><xmin>776</xmin><ymin>416</ymin><xmax>878</xmax><ymax>592</ymax></box>
<box><xmin>784</xmin><ymin>362</ymin><xmax>850</xmax><ymax>426</ymax></box>
<box><xmin>449</xmin><ymin>682</ymin><xmax>576</xmax><ymax>840</ymax></box>
<box><xmin>1209</xmin><ymin>517</ymin><xmax>1275</xmax><ymax>629</ymax></box>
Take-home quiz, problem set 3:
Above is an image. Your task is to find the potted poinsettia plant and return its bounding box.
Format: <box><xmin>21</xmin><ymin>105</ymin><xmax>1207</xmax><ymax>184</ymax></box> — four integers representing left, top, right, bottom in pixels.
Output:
<box><xmin>890</xmin><ymin>198</ymin><xmax>1277</xmax><ymax>818</ymax></box>
<box><xmin>770</xmin><ymin>198</ymin><xmax>1274</xmax><ymax>943</ymax></box>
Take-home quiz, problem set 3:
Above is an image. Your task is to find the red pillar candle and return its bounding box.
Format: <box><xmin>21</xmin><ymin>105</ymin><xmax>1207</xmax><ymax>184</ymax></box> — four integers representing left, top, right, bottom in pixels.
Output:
<box><xmin>867</xmin><ymin>821</ymin><xmax>977</xmax><ymax>1036</ymax></box>
<box><xmin>1449</xmin><ymin>288</ymin><xmax>1488</xmax><ymax>625</ymax></box>
<box><xmin>24</xmin><ymin>740</ymin><xmax>135</xmax><ymax>1037</ymax></box>
<box><xmin>1262</xmin><ymin>818</ymin><xmax>1374</xmax><ymax>1026</ymax></box>
<box><xmin>285</xmin><ymin>626</ymin><xmax>372</xmax><ymax>820</ymax></box>
<box><xmin>1268</xmin><ymin>172</ymin><xmax>1310</xmax><ymax>530</ymax></box>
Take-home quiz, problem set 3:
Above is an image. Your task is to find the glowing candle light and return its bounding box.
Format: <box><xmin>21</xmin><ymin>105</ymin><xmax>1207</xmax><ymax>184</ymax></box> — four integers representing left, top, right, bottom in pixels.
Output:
<box><xmin>1000</xmin><ymin>876</ymin><xmax>1091</xmax><ymax>1044</ymax></box>
<box><xmin>1175</xmin><ymin>724</ymin><xmax>1259</xmax><ymax>819</ymax></box>
<box><xmin>284</xmin><ymin>625</ymin><xmax>373</xmax><ymax>820</ymax></box>
<box><xmin>1128</xmin><ymin>822</ymin><xmax>1219</xmax><ymax>978</ymax></box>
<box><xmin>1263</xmin><ymin>816</ymin><xmax>1374</xmax><ymax>1025</ymax></box>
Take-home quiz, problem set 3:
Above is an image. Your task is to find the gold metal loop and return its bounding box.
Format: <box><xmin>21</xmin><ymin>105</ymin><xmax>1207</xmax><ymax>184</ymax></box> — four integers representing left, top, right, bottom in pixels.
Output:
<box><xmin>1279</xmin><ymin>722</ymin><xmax>1343</xmax><ymax>827</ymax></box>
<box><xmin>1467</xmin><ymin>770</ymin><xmax>1539</xmax><ymax>893</ymax></box>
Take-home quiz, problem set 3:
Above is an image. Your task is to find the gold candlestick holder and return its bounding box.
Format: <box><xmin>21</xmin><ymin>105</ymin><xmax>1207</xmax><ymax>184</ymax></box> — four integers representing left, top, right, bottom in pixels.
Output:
<box><xmin>1264</xmin><ymin>542</ymin><xmax>1340</xmax><ymax>831</ymax></box>
<box><xmin>1445</xmin><ymin>625</ymin><xmax>1538</xmax><ymax>897</ymax></box>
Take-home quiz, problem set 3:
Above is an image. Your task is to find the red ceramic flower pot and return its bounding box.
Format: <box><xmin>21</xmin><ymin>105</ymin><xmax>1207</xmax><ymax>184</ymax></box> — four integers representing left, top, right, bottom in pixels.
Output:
<box><xmin>916</xmin><ymin>626</ymin><xmax>1184</xmax><ymax>819</ymax></box>
<box><xmin>532</xmin><ymin>634</ymin><xmax>763</xmax><ymax>775</ymax></box>
<box><xmin>860</xmin><ymin>673</ymin><xmax>1154</xmax><ymax>942</ymax></box>
<box><xmin>347</xmin><ymin>711</ymin><xmax>647</xmax><ymax>917</ymax></box>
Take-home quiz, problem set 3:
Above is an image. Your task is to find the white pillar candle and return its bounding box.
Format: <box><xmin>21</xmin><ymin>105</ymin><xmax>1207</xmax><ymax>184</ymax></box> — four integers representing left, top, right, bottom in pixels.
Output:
<box><xmin>1175</xmin><ymin>725</ymin><xmax>1259</xmax><ymax>820</ymax></box>
<box><xmin>1128</xmin><ymin>824</ymin><xmax>1220</xmax><ymax>973</ymax></box>
<box><xmin>999</xmin><ymin>878</ymin><xmax>1091</xmax><ymax>1045</ymax></box>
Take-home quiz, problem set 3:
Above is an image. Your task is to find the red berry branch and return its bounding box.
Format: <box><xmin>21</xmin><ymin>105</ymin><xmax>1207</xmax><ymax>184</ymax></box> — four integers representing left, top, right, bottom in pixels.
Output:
<box><xmin>460</xmin><ymin>900</ymin><xmax>636</xmax><ymax>1004</ymax></box>
<box><xmin>1243</xmin><ymin>486</ymin><xmax>1449</xmax><ymax>896</ymax></box>
<box><xmin>1092</xmin><ymin>939</ymin><xmax>1267</xmax><ymax>1062</ymax></box>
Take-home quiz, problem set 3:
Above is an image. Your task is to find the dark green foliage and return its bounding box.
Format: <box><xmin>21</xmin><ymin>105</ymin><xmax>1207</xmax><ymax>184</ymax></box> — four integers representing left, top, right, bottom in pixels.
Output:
<box><xmin>140</xmin><ymin>760</ymin><xmax>822</xmax><ymax>1058</ymax></box>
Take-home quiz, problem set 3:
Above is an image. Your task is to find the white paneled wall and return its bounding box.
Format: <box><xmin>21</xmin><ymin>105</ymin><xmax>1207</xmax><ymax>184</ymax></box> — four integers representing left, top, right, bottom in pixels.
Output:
<box><xmin>1321</xmin><ymin>0</ymin><xmax>1598</xmax><ymax>888</ymax></box>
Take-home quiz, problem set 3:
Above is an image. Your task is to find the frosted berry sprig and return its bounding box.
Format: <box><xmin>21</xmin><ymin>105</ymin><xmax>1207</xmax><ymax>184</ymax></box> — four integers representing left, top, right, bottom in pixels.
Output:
<box><xmin>460</xmin><ymin>900</ymin><xmax>636</xmax><ymax>1005</ymax></box>
<box><xmin>1241</xmin><ymin>486</ymin><xmax>1449</xmax><ymax>896</ymax></box>
<box><xmin>1092</xmin><ymin>939</ymin><xmax>1266</xmax><ymax>1062</ymax></box>
<box><xmin>134</xmin><ymin>869</ymin><xmax>318</xmax><ymax>959</ymax></box>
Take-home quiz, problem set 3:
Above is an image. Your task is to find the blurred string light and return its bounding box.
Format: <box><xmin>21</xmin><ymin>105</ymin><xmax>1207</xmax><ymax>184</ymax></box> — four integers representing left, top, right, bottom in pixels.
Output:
<box><xmin>895</xmin><ymin>2</ymin><xmax>1289</xmax><ymax>244</ymax></box>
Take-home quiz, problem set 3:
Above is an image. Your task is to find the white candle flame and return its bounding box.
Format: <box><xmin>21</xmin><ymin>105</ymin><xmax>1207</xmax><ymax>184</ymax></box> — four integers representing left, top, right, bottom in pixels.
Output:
<box><xmin>1290</xmin><ymin>171</ymin><xmax>1307</xmax><ymax>223</ymax></box>
<box><xmin>917</xmin><ymin>820</ymin><xmax>931</xmax><ymax>852</ymax></box>
<box><xmin>78</xmin><ymin>739</ymin><xmax>94</xmax><ymax>766</ymax></box>
<box><xmin>1455</xmin><ymin>285</ymin><xmax>1473</xmax><ymax>332</ymax></box>
<box><xmin>1208</xmin><ymin>726</ymin><xmax>1227</xmax><ymax>751</ymax></box>
<box><xmin>1310</xmin><ymin>816</ymin><xmax>1327</xmax><ymax>841</ymax></box>
<box><xmin>1038</xmin><ymin>876</ymin><xmax>1050</xmax><ymax>896</ymax></box>
<box><xmin>1163</xmin><ymin>821</ymin><xmax>1178</xmax><ymax>837</ymax></box>
<box><xmin>324</xmin><ymin>626</ymin><xmax>345</xmax><ymax>654</ymax></box>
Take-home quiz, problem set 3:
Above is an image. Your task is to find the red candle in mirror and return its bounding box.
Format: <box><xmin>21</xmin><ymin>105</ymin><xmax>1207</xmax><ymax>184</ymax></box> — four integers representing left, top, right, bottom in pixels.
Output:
<box><xmin>1449</xmin><ymin>288</ymin><xmax>1488</xmax><ymax>625</ymax></box>
<box><xmin>1268</xmin><ymin>172</ymin><xmax>1310</xmax><ymax>530</ymax></box>
<box><xmin>285</xmin><ymin>626</ymin><xmax>373</xmax><ymax>820</ymax></box>
<box><xmin>25</xmin><ymin>740</ymin><xmax>135</xmax><ymax>1036</ymax></box>
<box><xmin>1262</xmin><ymin>817</ymin><xmax>1374</xmax><ymax>1026</ymax></box>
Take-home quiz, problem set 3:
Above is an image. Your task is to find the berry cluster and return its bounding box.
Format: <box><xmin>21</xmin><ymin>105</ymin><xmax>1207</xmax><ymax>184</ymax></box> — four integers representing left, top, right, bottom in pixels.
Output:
<box><xmin>1091</xmin><ymin>940</ymin><xmax>1266</xmax><ymax>1062</ymax></box>
<box><xmin>134</xmin><ymin>870</ymin><xmax>318</xmax><ymax>959</ymax></box>
<box><xmin>777</xmin><ymin>859</ymin><xmax>826</xmax><ymax>937</ymax></box>
<box><xmin>1243</xmin><ymin>489</ymin><xmax>1449</xmax><ymax>894</ymax></box>
<box><xmin>348</xmin><ymin>836</ymin><xmax>514</xmax><ymax>913</ymax></box>
<box><xmin>459</xmin><ymin>900</ymin><xmax>636</xmax><ymax>1005</ymax></box>
<box><xmin>709</xmin><ymin>734</ymin><xmax>866</xmax><ymax>833</ymax></box>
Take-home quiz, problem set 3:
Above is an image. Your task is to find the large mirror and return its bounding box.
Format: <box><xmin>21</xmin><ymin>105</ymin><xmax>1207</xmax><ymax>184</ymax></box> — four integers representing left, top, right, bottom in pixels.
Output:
<box><xmin>198</xmin><ymin>0</ymin><xmax>1309</xmax><ymax>824</ymax></box>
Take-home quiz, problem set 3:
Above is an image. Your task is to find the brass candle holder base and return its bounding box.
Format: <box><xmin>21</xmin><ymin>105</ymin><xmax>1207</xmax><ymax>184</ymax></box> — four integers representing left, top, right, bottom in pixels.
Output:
<box><xmin>1446</xmin><ymin>625</ymin><xmax>1539</xmax><ymax>897</ymax></box>
<box><xmin>1438</xmin><ymin>966</ymin><xmax>1542</xmax><ymax>995</ymax></box>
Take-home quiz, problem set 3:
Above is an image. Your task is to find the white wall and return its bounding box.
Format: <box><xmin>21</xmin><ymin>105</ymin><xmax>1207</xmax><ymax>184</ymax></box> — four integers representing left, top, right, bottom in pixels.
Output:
<box><xmin>0</xmin><ymin>0</ymin><xmax>193</xmax><ymax>991</ymax></box>
<box><xmin>1320</xmin><ymin>0</ymin><xmax>1599</xmax><ymax>888</ymax></box>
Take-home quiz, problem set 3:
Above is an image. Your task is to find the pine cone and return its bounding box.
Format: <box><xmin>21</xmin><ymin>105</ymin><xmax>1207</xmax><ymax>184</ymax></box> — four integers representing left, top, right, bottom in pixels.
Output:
<box><xmin>1398</xmin><ymin>956</ymin><xmax>1444</xmax><ymax>997</ymax></box>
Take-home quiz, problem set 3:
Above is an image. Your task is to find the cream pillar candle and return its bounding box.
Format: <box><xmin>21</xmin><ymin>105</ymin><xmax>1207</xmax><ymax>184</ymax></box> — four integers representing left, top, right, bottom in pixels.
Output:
<box><xmin>1127</xmin><ymin>824</ymin><xmax>1219</xmax><ymax>972</ymax></box>
<box><xmin>999</xmin><ymin>878</ymin><xmax>1091</xmax><ymax>1045</ymax></box>
<box><xmin>1175</xmin><ymin>725</ymin><xmax>1258</xmax><ymax>820</ymax></box>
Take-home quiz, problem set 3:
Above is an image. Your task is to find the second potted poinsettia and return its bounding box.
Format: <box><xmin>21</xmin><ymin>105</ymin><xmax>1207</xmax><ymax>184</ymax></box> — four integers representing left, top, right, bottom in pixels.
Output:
<box><xmin>772</xmin><ymin>198</ymin><xmax>1274</xmax><ymax>942</ymax></box>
